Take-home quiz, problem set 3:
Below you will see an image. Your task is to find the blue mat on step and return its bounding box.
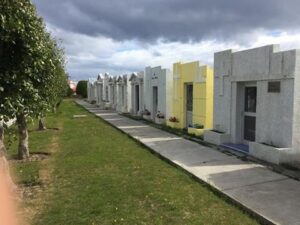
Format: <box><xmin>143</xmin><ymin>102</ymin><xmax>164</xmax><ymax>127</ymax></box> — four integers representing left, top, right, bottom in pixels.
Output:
<box><xmin>221</xmin><ymin>143</ymin><xmax>249</xmax><ymax>154</ymax></box>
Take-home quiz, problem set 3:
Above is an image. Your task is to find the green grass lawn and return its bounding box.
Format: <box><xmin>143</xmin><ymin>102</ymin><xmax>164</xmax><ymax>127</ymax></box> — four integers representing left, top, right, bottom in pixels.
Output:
<box><xmin>9</xmin><ymin>100</ymin><xmax>259</xmax><ymax>225</ymax></box>
<box><xmin>6</xmin><ymin>112</ymin><xmax>59</xmax><ymax>187</ymax></box>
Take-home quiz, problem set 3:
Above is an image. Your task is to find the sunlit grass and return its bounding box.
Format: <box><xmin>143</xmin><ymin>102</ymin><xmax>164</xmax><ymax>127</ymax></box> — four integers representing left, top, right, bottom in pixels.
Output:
<box><xmin>9</xmin><ymin>100</ymin><xmax>259</xmax><ymax>225</ymax></box>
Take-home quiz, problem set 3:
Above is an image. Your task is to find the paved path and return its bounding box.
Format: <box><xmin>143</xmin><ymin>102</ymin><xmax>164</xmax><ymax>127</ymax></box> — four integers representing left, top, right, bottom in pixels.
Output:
<box><xmin>77</xmin><ymin>100</ymin><xmax>300</xmax><ymax>225</ymax></box>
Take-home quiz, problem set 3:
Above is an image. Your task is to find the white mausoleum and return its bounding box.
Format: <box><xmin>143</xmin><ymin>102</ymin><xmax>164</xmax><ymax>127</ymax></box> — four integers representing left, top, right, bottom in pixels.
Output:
<box><xmin>87</xmin><ymin>78</ymin><xmax>97</xmax><ymax>102</ymax></box>
<box><xmin>102</xmin><ymin>73</ymin><xmax>110</xmax><ymax>102</ymax></box>
<box><xmin>126</xmin><ymin>74</ymin><xmax>133</xmax><ymax>113</ymax></box>
<box><xmin>108</xmin><ymin>76</ymin><xmax>117</xmax><ymax>109</ymax></box>
<box><xmin>129</xmin><ymin>72</ymin><xmax>144</xmax><ymax>115</ymax></box>
<box><xmin>144</xmin><ymin>66</ymin><xmax>172</xmax><ymax>122</ymax></box>
<box><xmin>95</xmin><ymin>74</ymin><xmax>104</xmax><ymax>106</ymax></box>
<box><xmin>204</xmin><ymin>45</ymin><xmax>300</xmax><ymax>165</ymax></box>
<box><xmin>116</xmin><ymin>75</ymin><xmax>128</xmax><ymax>113</ymax></box>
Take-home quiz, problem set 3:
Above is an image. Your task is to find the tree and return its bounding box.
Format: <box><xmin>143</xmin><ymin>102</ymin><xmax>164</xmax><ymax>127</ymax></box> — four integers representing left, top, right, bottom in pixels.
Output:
<box><xmin>0</xmin><ymin>0</ymin><xmax>67</xmax><ymax>159</ymax></box>
<box><xmin>66</xmin><ymin>86</ymin><xmax>74</xmax><ymax>97</ymax></box>
<box><xmin>76</xmin><ymin>80</ymin><xmax>88</xmax><ymax>98</ymax></box>
<box><xmin>37</xmin><ymin>37</ymin><xmax>68</xmax><ymax>129</ymax></box>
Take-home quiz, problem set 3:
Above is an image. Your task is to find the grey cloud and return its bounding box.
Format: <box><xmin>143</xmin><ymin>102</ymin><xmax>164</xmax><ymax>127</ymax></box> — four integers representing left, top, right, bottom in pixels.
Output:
<box><xmin>30</xmin><ymin>0</ymin><xmax>300</xmax><ymax>80</ymax></box>
<box><xmin>32</xmin><ymin>0</ymin><xmax>300</xmax><ymax>42</ymax></box>
<box><xmin>67</xmin><ymin>56</ymin><xmax>142</xmax><ymax>80</ymax></box>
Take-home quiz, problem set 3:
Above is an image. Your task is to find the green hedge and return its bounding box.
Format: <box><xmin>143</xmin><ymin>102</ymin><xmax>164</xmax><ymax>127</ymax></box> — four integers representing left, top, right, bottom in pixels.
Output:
<box><xmin>76</xmin><ymin>80</ymin><xmax>88</xmax><ymax>98</ymax></box>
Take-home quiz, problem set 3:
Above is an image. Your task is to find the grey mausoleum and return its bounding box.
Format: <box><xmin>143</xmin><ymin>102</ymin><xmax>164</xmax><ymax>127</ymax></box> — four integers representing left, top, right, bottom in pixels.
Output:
<box><xmin>204</xmin><ymin>45</ymin><xmax>300</xmax><ymax>165</ymax></box>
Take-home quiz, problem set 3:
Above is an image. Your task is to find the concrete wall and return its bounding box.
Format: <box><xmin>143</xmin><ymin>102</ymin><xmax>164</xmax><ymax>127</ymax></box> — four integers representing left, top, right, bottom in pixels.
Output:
<box><xmin>256</xmin><ymin>79</ymin><xmax>294</xmax><ymax>148</ymax></box>
<box><xmin>165</xmin><ymin>69</ymin><xmax>173</xmax><ymax>121</ymax></box>
<box><xmin>213</xmin><ymin>50</ymin><xmax>233</xmax><ymax>134</ymax></box>
<box><xmin>167</xmin><ymin>61</ymin><xmax>214</xmax><ymax>129</ymax></box>
<box><xmin>144</xmin><ymin>66</ymin><xmax>170</xmax><ymax>120</ymax></box>
<box><xmin>211</xmin><ymin>45</ymin><xmax>297</xmax><ymax>149</ymax></box>
<box><xmin>292</xmin><ymin>50</ymin><xmax>300</xmax><ymax>159</ymax></box>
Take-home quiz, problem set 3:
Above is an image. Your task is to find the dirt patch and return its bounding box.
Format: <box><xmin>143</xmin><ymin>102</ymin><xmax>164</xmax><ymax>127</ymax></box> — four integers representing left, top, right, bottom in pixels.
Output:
<box><xmin>17</xmin><ymin>127</ymin><xmax>61</xmax><ymax>225</ymax></box>
<box><xmin>18</xmin><ymin>182</ymin><xmax>43</xmax><ymax>198</ymax></box>
<box><xmin>17</xmin><ymin>184</ymin><xmax>45</xmax><ymax>225</ymax></box>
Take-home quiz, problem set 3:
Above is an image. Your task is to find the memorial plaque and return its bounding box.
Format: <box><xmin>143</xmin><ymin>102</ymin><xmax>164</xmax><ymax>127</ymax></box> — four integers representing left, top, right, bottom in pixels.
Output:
<box><xmin>268</xmin><ymin>81</ymin><xmax>280</xmax><ymax>93</ymax></box>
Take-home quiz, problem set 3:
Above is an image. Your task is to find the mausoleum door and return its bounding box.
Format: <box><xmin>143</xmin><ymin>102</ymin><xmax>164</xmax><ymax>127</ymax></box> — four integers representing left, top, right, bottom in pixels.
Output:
<box><xmin>153</xmin><ymin>86</ymin><xmax>158</xmax><ymax>119</ymax></box>
<box><xmin>100</xmin><ymin>86</ymin><xmax>103</xmax><ymax>102</ymax></box>
<box><xmin>97</xmin><ymin>86</ymin><xmax>101</xmax><ymax>104</ymax></box>
<box><xmin>121</xmin><ymin>86</ymin><xmax>124</xmax><ymax>106</ymax></box>
<box><xmin>105</xmin><ymin>86</ymin><xmax>108</xmax><ymax>101</ymax></box>
<box><xmin>135</xmin><ymin>85</ymin><xmax>140</xmax><ymax>113</ymax></box>
<box><xmin>243</xmin><ymin>85</ymin><xmax>257</xmax><ymax>144</ymax></box>
<box><xmin>186</xmin><ymin>84</ymin><xmax>193</xmax><ymax>128</ymax></box>
<box><xmin>112</xmin><ymin>86</ymin><xmax>115</xmax><ymax>104</ymax></box>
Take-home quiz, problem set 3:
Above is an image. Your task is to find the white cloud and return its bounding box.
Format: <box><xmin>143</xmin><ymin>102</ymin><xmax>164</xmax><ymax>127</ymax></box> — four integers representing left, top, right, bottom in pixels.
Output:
<box><xmin>251</xmin><ymin>31</ymin><xmax>300</xmax><ymax>50</ymax></box>
<box><xmin>46</xmin><ymin>24</ymin><xmax>300</xmax><ymax>81</ymax></box>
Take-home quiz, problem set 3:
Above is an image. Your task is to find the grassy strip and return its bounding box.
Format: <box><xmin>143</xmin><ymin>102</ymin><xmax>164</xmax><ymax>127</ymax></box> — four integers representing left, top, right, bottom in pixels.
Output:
<box><xmin>33</xmin><ymin>100</ymin><xmax>258</xmax><ymax>225</ymax></box>
<box><xmin>7</xmin><ymin>100</ymin><xmax>259</xmax><ymax>224</ymax></box>
<box><xmin>6</xmin><ymin>112</ymin><xmax>59</xmax><ymax>186</ymax></box>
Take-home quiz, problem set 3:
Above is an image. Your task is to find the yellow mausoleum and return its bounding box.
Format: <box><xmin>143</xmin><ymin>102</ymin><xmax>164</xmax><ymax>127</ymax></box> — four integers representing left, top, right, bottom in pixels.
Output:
<box><xmin>166</xmin><ymin>61</ymin><xmax>213</xmax><ymax>136</ymax></box>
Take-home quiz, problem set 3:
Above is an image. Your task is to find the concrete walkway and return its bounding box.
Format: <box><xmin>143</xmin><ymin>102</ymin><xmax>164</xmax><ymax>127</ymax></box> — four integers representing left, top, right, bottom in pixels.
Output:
<box><xmin>77</xmin><ymin>100</ymin><xmax>300</xmax><ymax>225</ymax></box>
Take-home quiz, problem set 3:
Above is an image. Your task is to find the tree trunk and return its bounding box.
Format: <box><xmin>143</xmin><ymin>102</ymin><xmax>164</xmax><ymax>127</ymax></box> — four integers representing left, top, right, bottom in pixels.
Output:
<box><xmin>16</xmin><ymin>113</ymin><xmax>29</xmax><ymax>160</ymax></box>
<box><xmin>0</xmin><ymin>121</ymin><xmax>4</xmax><ymax>142</ymax></box>
<box><xmin>52</xmin><ymin>106</ymin><xmax>57</xmax><ymax>114</ymax></box>
<box><xmin>56</xmin><ymin>101</ymin><xmax>62</xmax><ymax>111</ymax></box>
<box><xmin>38</xmin><ymin>118</ymin><xmax>46</xmax><ymax>130</ymax></box>
<box><xmin>52</xmin><ymin>101</ymin><xmax>62</xmax><ymax>114</ymax></box>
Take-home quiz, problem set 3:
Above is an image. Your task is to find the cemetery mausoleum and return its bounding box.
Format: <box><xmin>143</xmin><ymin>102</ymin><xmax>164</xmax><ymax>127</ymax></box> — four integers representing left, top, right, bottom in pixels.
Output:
<box><xmin>204</xmin><ymin>45</ymin><xmax>300</xmax><ymax>164</ymax></box>
<box><xmin>167</xmin><ymin>61</ymin><xmax>214</xmax><ymax>136</ymax></box>
<box><xmin>144</xmin><ymin>66</ymin><xmax>172</xmax><ymax>123</ymax></box>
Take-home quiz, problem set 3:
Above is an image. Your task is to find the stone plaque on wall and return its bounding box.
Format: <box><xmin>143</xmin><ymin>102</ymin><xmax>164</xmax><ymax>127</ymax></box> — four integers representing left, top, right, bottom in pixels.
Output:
<box><xmin>268</xmin><ymin>81</ymin><xmax>281</xmax><ymax>93</ymax></box>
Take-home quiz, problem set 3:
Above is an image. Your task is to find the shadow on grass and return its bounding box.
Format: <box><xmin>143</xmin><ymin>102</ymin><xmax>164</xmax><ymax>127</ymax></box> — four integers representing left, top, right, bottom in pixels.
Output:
<box><xmin>29</xmin><ymin>127</ymin><xmax>60</xmax><ymax>133</ymax></box>
<box><xmin>10</xmin><ymin>152</ymin><xmax>51</xmax><ymax>162</ymax></box>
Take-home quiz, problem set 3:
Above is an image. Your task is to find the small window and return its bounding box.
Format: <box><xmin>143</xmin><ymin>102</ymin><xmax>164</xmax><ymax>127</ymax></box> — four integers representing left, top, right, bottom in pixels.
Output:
<box><xmin>245</xmin><ymin>87</ymin><xmax>257</xmax><ymax>113</ymax></box>
<box><xmin>268</xmin><ymin>81</ymin><xmax>280</xmax><ymax>93</ymax></box>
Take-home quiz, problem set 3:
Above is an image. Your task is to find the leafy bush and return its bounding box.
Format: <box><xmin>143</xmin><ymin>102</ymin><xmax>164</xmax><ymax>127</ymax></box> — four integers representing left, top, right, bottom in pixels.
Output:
<box><xmin>141</xmin><ymin>109</ymin><xmax>151</xmax><ymax>116</ymax></box>
<box><xmin>194</xmin><ymin>124</ymin><xmax>204</xmax><ymax>129</ymax></box>
<box><xmin>66</xmin><ymin>86</ymin><xmax>74</xmax><ymax>97</ymax></box>
<box><xmin>156</xmin><ymin>111</ymin><xmax>165</xmax><ymax>119</ymax></box>
<box><xmin>76</xmin><ymin>80</ymin><xmax>88</xmax><ymax>98</ymax></box>
<box><xmin>169</xmin><ymin>117</ymin><xmax>179</xmax><ymax>122</ymax></box>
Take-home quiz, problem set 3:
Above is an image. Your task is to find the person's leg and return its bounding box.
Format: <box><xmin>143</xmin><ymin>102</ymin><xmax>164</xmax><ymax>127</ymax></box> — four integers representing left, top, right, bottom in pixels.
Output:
<box><xmin>0</xmin><ymin>156</ymin><xmax>18</xmax><ymax>225</ymax></box>
<box><xmin>0</xmin><ymin>137</ymin><xmax>18</xmax><ymax>225</ymax></box>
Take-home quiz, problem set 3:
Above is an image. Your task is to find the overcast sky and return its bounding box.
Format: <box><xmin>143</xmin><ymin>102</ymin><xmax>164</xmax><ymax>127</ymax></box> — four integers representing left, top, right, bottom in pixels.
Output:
<box><xmin>32</xmin><ymin>0</ymin><xmax>300</xmax><ymax>81</ymax></box>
